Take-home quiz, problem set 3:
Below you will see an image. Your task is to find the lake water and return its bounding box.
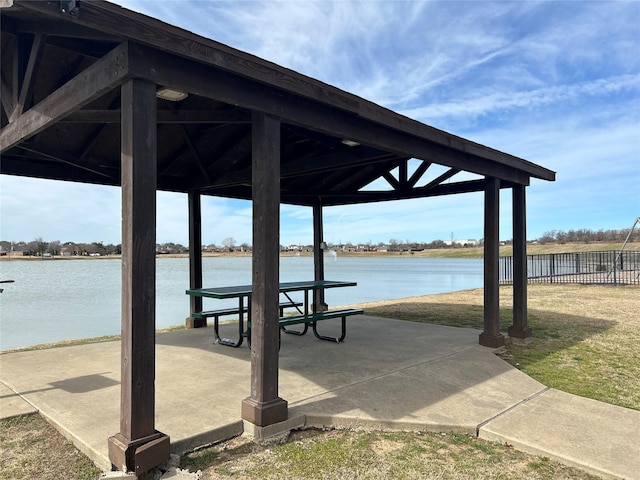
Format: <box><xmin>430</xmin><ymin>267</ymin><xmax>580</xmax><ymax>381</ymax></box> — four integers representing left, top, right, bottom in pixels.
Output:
<box><xmin>0</xmin><ymin>256</ymin><xmax>483</xmax><ymax>350</ymax></box>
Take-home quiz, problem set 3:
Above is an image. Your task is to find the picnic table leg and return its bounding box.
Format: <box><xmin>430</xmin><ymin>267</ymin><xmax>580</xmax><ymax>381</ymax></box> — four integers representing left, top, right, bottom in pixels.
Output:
<box><xmin>312</xmin><ymin>316</ymin><xmax>347</xmax><ymax>343</ymax></box>
<box><xmin>213</xmin><ymin>315</ymin><xmax>223</xmax><ymax>343</ymax></box>
<box><xmin>280</xmin><ymin>289</ymin><xmax>308</xmax><ymax>336</ymax></box>
<box><xmin>214</xmin><ymin>297</ymin><xmax>245</xmax><ymax>347</ymax></box>
<box><xmin>281</xmin><ymin>323</ymin><xmax>309</xmax><ymax>336</ymax></box>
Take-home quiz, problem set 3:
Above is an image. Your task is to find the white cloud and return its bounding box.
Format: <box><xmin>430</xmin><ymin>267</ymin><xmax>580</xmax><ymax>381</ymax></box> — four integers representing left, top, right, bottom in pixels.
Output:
<box><xmin>404</xmin><ymin>74</ymin><xmax>640</xmax><ymax>125</ymax></box>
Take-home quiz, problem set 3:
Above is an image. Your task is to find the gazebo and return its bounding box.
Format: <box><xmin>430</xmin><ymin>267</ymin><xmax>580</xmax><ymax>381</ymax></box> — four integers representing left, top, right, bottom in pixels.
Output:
<box><xmin>0</xmin><ymin>0</ymin><xmax>555</xmax><ymax>475</ymax></box>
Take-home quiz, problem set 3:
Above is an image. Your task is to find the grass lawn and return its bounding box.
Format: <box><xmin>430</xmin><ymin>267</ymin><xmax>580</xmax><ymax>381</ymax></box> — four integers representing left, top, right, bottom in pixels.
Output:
<box><xmin>1</xmin><ymin>283</ymin><xmax>636</xmax><ymax>479</ymax></box>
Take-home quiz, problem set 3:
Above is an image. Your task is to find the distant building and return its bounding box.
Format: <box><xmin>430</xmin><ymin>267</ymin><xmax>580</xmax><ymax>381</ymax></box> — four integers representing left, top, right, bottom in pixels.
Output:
<box><xmin>444</xmin><ymin>239</ymin><xmax>479</xmax><ymax>247</ymax></box>
<box><xmin>61</xmin><ymin>243</ymin><xmax>82</xmax><ymax>256</ymax></box>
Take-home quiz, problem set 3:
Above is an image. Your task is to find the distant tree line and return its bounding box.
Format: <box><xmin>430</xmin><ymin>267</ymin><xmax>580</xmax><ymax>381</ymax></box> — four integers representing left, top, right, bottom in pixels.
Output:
<box><xmin>0</xmin><ymin>238</ymin><xmax>123</xmax><ymax>256</ymax></box>
<box><xmin>1</xmin><ymin>228</ymin><xmax>636</xmax><ymax>257</ymax></box>
<box><xmin>0</xmin><ymin>237</ymin><xmax>244</xmax><ymax>256</ymax></box>
<box><xmin>384</xmin><ymin>239</ymin><xmax>474</xmax><ymax>251</ymax></box>
<box><xmin>535</xmin><ymin>228</ymin><xmax>638</xmax><ymax>244</ymax></box>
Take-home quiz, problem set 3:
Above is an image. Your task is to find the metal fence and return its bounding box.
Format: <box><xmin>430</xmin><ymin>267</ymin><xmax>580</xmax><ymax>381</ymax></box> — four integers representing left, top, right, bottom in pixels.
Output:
<box><xmin>500</xmin><ymin>250</ymin><xmax>640</xmax><ymax>285</ymax></box>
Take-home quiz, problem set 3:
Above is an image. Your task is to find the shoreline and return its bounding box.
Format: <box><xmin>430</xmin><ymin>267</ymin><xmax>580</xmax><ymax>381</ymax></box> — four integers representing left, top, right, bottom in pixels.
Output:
<box><xmin>1</xmin><ymin>241</ymin><xmax>638</xmax><ymax>262</ymax></box>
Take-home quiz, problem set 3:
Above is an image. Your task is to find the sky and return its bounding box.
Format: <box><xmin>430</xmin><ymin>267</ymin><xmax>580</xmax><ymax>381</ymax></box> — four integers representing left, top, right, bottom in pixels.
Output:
<box><xmin>1</xmin><ymin>0</ymin><xmax>639</xmax><ymax>248</ymax></box>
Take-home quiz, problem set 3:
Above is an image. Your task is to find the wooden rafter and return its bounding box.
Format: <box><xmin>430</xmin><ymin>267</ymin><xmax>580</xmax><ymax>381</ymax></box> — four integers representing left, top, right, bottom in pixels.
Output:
<box><xmin>408</xmin><ymin>160</ymin><xmax>431</xmax><ymax>188</ymax></box>
<box><xmin>359</xmin><ymin>160</ymin><xmax>458</xmax><ymax>197</ymax></box>
<box><xmin>0</xmin><ymin>41</ymin><xmax>130</xmax><ymax>153</ymax></box>
<box><xmin>18</xmin><ymin>142</ymin><xmax>116</xmax><ymax>180</ymax></box>
<box><xmin>10</xmin><ymin>33</ymin><xmax>46</xmax><ymax>122</ymax></box>
<box><xmin>422</xmin><ymin>167</ymin><xmax>461</xmax><ymax>190</ymax></box>
<box><xmin>282</xmin><ymin>179</ymin><xmax>517</xmax><ymax>207</ymax></box>
<box><xmin>0</xmin><ymin>71</ymin><xmax>14</xmax><ymax>119</ymax></box>
<box><xmin>179</xmin><ymin>124</ymin><xmax>212</xmax><ymax>184</ymax></box>
<box><xmin>71</xmin><ymin>96</ymin><xmax>122</xmax><ymax>168</ymax></box>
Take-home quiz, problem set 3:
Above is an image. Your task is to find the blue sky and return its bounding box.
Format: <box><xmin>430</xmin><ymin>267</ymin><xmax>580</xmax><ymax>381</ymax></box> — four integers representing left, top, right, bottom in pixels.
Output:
<box><xmin>1</xmin><ymin>0</ymin><xmax>638</xmax><ymax>247</ymax></box>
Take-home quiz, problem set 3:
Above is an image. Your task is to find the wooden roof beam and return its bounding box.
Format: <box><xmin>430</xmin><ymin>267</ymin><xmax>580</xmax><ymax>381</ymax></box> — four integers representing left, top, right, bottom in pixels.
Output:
<box><xmin>61</xmin><ymin>109</ymin><xmax>252</xmax><ymax>124</ymax></box>
<box><xmin>200</xmin><ymin>152</ymin><xmax>402</xmax><ymax>192</ymax></box>
<box><xmin>284</xmin><ymin>179</ymin><xmax>516</xmax><ymax>206</ymax></box>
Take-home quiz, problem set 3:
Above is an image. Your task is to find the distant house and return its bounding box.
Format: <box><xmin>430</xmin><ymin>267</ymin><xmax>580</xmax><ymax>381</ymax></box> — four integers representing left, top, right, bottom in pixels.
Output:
<box><xmin>61</xmin><ymin>243</ymin><xmax>82</xmax><ymax>256</ymax></box>
<box><xmin>0</xmin><ymin>241</ymin><xmax>25</xmax><ymax>256</ymax></box>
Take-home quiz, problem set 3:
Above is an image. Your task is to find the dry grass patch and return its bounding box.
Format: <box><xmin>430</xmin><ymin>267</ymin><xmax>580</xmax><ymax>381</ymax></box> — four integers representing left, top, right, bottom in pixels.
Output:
<box><xmin>182</xmin><ymin>429</ymin><xmax>600</xmax><ymax>479</ymax></box>
<box><xmin>0</xmin><ymin>414</ymin><xmax>101</xmax><ymax>480</ymax></box>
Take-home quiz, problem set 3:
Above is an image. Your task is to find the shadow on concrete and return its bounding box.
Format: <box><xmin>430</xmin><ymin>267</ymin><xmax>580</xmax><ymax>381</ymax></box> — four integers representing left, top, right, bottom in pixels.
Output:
<box><xmin>361</xmin><ymin>301</ymin><xmax>617</xmax><ymax>357</ymax></box>
<box><xmin>0</xmin><ymin>373</ymin><xmax>117</xmax><ymax>397</ymax></box>
<box><xmin>154</xmin><ymin>315</ymin><xmax>544</xmax><ymax>428</ymax></box>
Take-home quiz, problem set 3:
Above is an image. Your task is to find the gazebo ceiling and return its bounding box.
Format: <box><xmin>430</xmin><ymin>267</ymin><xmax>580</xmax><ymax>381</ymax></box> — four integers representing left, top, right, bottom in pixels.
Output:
<box><xmin>0</xmin><ymin>0</ymin><xmax>555</xmax><ymax>207</ymax></box>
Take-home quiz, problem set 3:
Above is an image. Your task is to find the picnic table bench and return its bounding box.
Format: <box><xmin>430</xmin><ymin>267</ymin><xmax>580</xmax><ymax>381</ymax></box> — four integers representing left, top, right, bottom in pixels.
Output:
<box><xmin>256</xmin><ymin>307</ymin><xmax>364</xmax><ymax>343</ymax></box>
<box><xmin>191</xmin><ymin>301</ymin><xmax>303</xmax><ymax>346</ymax></box>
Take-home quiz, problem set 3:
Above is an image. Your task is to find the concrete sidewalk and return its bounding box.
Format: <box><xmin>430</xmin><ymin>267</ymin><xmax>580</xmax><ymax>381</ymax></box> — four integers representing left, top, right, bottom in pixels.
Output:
<box><xmin>1</xmin><ymin>315</ymin><xmax>638</xmax><ymax>479</ymax></box>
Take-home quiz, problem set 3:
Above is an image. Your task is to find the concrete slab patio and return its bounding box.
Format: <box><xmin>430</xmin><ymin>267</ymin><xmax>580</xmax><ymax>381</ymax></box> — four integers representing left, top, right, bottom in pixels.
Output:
<box><xmin>1</xmin><ymin>315</ymin><xmax>638</xmax><ymax>479</ymax></box>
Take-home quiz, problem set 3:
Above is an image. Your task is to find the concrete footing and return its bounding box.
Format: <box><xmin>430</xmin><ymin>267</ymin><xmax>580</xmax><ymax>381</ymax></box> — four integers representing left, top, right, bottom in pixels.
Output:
<box><xmin>242</xmin><ymin>415</ymin><xmax>306</xmax><ymax>446</ymax></box>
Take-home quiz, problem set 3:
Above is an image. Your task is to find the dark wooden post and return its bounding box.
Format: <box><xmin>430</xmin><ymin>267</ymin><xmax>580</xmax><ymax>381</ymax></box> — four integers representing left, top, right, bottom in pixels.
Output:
<box><xmin>186</xmin><ymin>190</ymin><xmax>204</xmax><ymax>328</ymax></box>
<box><xmin>508</xmin><ymin>184</ymin><xmax>532</xmax><ymax>341</ymax></box>
<box><xmin>108</xmin><ymin>79</ymin><xmax>170</xmax><ymax>475</ymax></box>
<box><xmin>312</xmin><ymin>200</ymin><xmax>327</xmax><ymax>312</ymax></box>
<box><xmin>241</xmin><ymin>112</ymin><xmax>288</xmax><ymax>427</ymax></box>
<box><xmin>480</xmin><ymin>177</ymin><xmax>505</xmax><ymax>348</ymax></box>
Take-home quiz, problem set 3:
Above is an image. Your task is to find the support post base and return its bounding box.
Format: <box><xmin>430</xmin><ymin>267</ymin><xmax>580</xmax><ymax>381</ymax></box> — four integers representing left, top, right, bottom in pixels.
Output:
<box><xmin>241</xmin><ymin>397</ymin><xmax>288</xmax><ymax>427</ymax></box>
<box><xmin>108</xmin><ymin>431</ymin><xmax>170</xmax><ymax>476</ymax></box>
<box><xmin>508</xmin><ymin>325</ymin><xmax>532</xmax><ymax>340</ymax></box>
<box><xmin>479</xmin><ymin>332</ymin><xmax>506</xmax><ymax>348</ymax></box>
<box><xmin>185</xmin><ymin>316</ymin><xmax>207</xmax><ymax>328</ymax></box>
<box><xmin>242</xmin><ymin>415</ymin><xmax>306</xmax><ymax>446</ymax></box>
<box><xmin>312</xmin><ymin>302</ymin><xmax>328</xmax><ymax>312</ymax></box>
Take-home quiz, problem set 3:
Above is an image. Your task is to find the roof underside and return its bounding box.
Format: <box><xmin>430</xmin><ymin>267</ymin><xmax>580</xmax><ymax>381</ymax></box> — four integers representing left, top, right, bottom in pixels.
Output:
<box><xmin>0</xmin><ymin>0</ymin><xmax>555</xmax><ymax>207</ymax></box>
